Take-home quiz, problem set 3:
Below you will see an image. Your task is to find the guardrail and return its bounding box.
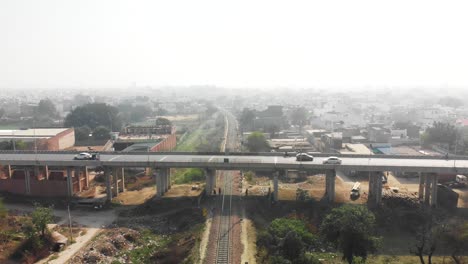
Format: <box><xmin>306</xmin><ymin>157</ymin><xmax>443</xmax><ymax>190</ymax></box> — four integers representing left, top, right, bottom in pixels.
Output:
<box><xmin>1</xmin><ymin>150</ymin><xmax>467</xmax><ymax>160</ymax></box>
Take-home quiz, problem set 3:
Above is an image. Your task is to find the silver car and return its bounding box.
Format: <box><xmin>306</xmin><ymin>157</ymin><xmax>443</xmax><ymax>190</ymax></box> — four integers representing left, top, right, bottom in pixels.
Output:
<box><xmin>74</xmin><ymin>152</ymin><xmax>93</xmax><ymax>160</ymax></box>
<box><xmin>323</xmin><ymin>156</ymin><xmax>342</xmax><ymax>164</ymax></box>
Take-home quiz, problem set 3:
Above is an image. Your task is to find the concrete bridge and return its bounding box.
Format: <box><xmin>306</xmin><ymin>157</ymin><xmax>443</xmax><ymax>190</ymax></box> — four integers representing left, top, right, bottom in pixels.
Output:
<box><xmin>1</xmin><ymin>151</ymin><xmax>467</xmax><ymax>207</ymax></box>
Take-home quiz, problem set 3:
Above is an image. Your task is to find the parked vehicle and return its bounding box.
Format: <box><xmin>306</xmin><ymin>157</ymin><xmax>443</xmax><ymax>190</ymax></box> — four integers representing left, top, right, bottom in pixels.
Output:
<box><xmin>350</xmin><ymin>182</ymin><xmax>361</xmax><ymax>199</ymax></box>
<box><xmin>323</xmin><ymin>156</ymin><xmax>342</xmax><ymax>164</ymax></box>
<box><xmin>296</xmin><ymin>153</ymin><xmax>314</xmax><ymax>161</ymax></box>
<box><xmin>445</xmin><ymin>174</ymin><xmax>467</xmax><ymax>188</ymax></box>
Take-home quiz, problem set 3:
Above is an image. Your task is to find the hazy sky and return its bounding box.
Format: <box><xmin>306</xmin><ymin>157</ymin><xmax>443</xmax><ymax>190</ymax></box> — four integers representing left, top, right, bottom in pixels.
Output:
<box><xmin>1</xmin><ymin>0</ymin><xmax>468</xmax><ymax>89</ymax></box>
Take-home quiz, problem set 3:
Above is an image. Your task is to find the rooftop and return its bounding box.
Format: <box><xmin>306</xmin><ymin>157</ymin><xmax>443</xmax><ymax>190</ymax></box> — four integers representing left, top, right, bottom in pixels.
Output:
<box><xmin>0</xmin><ymin>128</ymin><xmax>69</xmax><ymax>139</ymax></box>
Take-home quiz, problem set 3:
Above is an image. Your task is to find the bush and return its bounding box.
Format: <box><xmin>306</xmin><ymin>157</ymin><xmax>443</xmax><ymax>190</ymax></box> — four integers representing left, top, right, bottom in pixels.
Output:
<box><xmin>173</xmin><ymin>168</ymin><xmax>205</xmax><ymax>184</ymax></box>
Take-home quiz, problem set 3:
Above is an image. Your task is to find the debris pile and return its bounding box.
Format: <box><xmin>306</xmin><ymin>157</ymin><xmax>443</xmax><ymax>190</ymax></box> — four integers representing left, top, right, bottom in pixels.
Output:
<box><xmin>382</xmin><ymin>188</ymin><xmax>420</xmax><ymax>209</ymax></box>
<box><xmin>70</xmin><ymin>228</ymin><xmax>140</xmax><ymax>264</ymax></box>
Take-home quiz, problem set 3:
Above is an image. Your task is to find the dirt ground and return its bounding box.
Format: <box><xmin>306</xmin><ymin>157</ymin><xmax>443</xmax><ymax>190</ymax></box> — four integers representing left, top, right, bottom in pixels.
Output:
<box><xmin>114</xmin><ymin>186</ymin><xmax>156</xmax><ymax>205</ymax></box>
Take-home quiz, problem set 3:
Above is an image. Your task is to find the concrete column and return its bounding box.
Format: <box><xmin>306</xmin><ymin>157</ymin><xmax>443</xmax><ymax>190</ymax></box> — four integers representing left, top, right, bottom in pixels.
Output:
<box><xmin>120</xmin><ymin>168</ymin><xmax>125</xmax><ymax>192</ymax></box>
<box><xmin>205</xmin><ymin>169</ymin><xmax>215</xmax><ymax>195</ymax></box>
<box><xmin>7</xmin><ymin>165</ymin><xmax>12</xmax><ymax>179</ymax></box>
<box><xmin>104</xmin><ymin>167</ymin><xmax>112</xmax><ymax>201</ymax></box>
<box><xmin>113</xmin><ymin>168</ymin><xmax>119</xmax><ymax>195</ymax></box>
<box><xmin>161</xmin><ymin>169</ymin><xmax>168</xmax><ymax>193</ymax></box>
<box><xmin>431</xmin><ymin>174</ymin><xmax>438</xmax><ymax>207</ymax></box>
<box><xmin>424</xmin><ymin>173</ymin><xmax>431</xmax><ymax>206</ymax></box>
<box><xmin>34</xmin><ymin>166</ymin><xmax>40</xmax><ymax>180</ymax></box>
<box><xmin>418</xmin><ymin>172</ymin><xmax>424</xmax><ymax>201</ymax></box>
<box><xmin>167</xmin><ymin>168</ymin><xmax>171</xmax><ymax>190</ymax></box>
<box><xmin>156</xmin><ymin>169</ymin><xmax>163</xmax><ymax>197</ymax></box>
<box><xmin>84</xmin><ymin>166</ymin><xmax>89</xmax><ymax>188</ymax></box>
<box><xmin>45</xmin><ymin>165</ymin><xmax>49</xmax><ymax>180</ymax></box>
<box><xmin>25</xmin><ymin>169</ymin><xmax>31</xmax><ymax>195</ymax></box>
<box><xmin>75</xmin><ymin>167</ymin><xmax>82</xmax><ymax>192</ymax></box>
<box><xmin>375</xmin><ymin>172</ymin><xmax>382</xmax><ymax>205</ymax></box>
<box><xmin>325</xmin><ymin>170</ymin><xmax>336</xmax><ymax>203</ymax></box>
<box><xmin>273</xmin><ymin>171</ymin><xmax>279</xmax><ymax>202</ymax></box>
<box><xmin>66</xmin><ymin>167</ymin><xmax>73</xmax><ymax>197</ymax></box>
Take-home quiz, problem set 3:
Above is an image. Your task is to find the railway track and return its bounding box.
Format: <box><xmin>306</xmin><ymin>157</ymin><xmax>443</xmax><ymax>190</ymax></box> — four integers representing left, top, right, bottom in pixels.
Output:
<box><xmin>215</xmin><ymin>172</ymin><xmax>233</xmax><ymax>264</ymax></box>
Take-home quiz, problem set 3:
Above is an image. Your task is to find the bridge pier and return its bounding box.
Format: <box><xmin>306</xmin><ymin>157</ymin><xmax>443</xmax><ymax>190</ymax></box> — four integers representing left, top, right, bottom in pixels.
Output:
<box><xmin>66</xmin><ymin>167</ymin><xmax>73</xmax><ymax>197</ymax></box>
<box><xmin>104</xmin><ymin>167</ymin><xmax>112</xmax><ymax>201</ymax></box>
<box><xmin>325</xmin><ymin>170</ymin><xmax>336</xmax><ymax>203</ymax></box>
<box><xmin>25</xmin><ymin>168</ymin><xmax>31</xmax><ymax>195</ymax></box>
<box><xmin>113</xmin><ymin>168</ymin><xmax>120</xmax><ymax>195</ymax></box>
<box><xmin>120</xmin><ymin>168</ymin><xmax>125</xmax><ymax>192</ymax></box>
<box><xmin>156</xmin><ymin>168</ymin><xmax>163</xmax><ymax>197</ymax></box>
<box><xmin>368</xmin><ymin>171</ymin><xmax>382</xmax><ymax>207</ymax></box>
<box><xmin>419</xmin><ymin>173</ymin><xmax>438</xmax><ymax>208</ymax></box>
<box><xmin>273</xmin><ymin>171</ymin><xmax>279</xmax><ymax>202</ymax></box>
<box><xmin>205</xmin><ymin>169</ymin><xmax>215</xmax><ymax>195</ymax></box>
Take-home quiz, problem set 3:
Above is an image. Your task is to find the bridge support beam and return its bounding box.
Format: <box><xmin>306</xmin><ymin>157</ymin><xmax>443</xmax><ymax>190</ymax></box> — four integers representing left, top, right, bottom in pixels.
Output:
<box><xmin>104</xmin><ymin>167</ymin><xmax>112</xmax><ymax>201</ymax></box>
<box><xmin>418</xmin><ymin>172</ymin><xmax>424</xmax><ymax>201</ymax></box>
<box><xmin>368</xmin><ymin>172</ymin><xmax>382</xmax><ymax>207</ymax></box>
<box><xmin>25</xmin><ymin>168</ymin><xmax>31</xmax><ymax>195</ymax></box>
<box><xmin>113</xmin><ymin>168</ymin><xmax>119</xmax><ymax>196</ymax></box>
<box><xmin>156</xmin><ymin>169</ymin><xmax>163</xmax><ymax>197</ymax></box>
<box><xmin>66</xmin><ymin>167</ymin><xmax>73</xmax><ymax>197</ymax></box>
<box><xmin>273</xmin><ymin>171</ymin><xmax>279</xmax><ymax>202</ymax></box>
<box><xmin>75</xmin><ymin>167</ymin><xmax>82</xmax><ymax>192</ymax></box>
<box><xmin>7</xmin><ymin>165</ymin><xmax>12</xmax><ymax>179</ymax></box>
<box><xmin>84</xmin><ymin>166</ymin><xmax>89</xmax><ymax>189</ymax></box>
<box><xmin>325</xmin><ymin>170</ymin><xmax>336</xmax><ymax>203</ymax></box>
<box><xmin>420</xmin><ymin>173</ymin><xmax>438</xmax><ymax>208</ymax></box>
<box><xmin>205</xmin><ymin>169</ymin><xmax>215</xmax><ymax>195</ymax></box>
<box><xmin>120</xmin><ymin>168</ymin><xmax>125</xmax><ymax>192</ymax></box>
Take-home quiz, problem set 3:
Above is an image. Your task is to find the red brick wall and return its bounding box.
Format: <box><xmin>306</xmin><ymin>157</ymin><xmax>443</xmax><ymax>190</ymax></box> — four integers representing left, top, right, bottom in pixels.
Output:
<box><xmin>151</xmin><ymin>134</ymin><xmax>177</xmax><ymax>152</ymax></box>
<box><xmin>39</xmin><ymin>128</ymin><xmax>75</xmax><ymax>151</ymax></box>
<box><xmin>30</xmin><ymin>179</ymin><xmax>68</xmax><ymax>197</ymax></box>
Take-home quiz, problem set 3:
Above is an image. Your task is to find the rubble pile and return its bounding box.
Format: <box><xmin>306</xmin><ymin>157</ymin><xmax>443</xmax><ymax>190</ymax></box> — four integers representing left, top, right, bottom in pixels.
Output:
<box><xmin>382</xmin><ymin>189</ymin><xmax>420</xmax><ymax>209</ymax></box>
<box><xmin>70</xmin><ymin>228</ymin><xmax>140</xmax><ymax>264</ymax></box>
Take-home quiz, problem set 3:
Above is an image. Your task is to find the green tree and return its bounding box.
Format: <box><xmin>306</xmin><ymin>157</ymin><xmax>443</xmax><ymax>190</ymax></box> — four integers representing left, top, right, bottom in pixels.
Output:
<box><xmin>291</xmin><ymin>107</ymin><xmax>308</xmax><ymax>129</ymax></box>
<box><xmin>440</xmin><ymin>220</ymin><xmax>468</xmax><ymax>264</ymax></box>
<box><xmin>320</xmin><ymin>205</ymin><xmax>380</xmax><ymax>264</ymax></box>
<box><xmin>439</xmin><ymin>96</ymin><xmax>464</xmax><ymax>108</ymax></box>
<box><xmin>74</xmin><ymin>126</ymin><xmax>91</xmax><ymax>141</ymax></box>
<box><xmin>130</xmin><ymin>105</ymin><xmax>152</xmax><ymax>122</ymax></box>
<box><xmin>64</xmin><ymin>103</ymin><xmax>122</xmax><ymax>131</ymax></box>
<box><xmin>246</xmin><ymin>131</ymin><xmax>269</xmax><ymax>152</ymax></box>
<box><xmin>31</xmin><ymin>205</ymin><xmax>53</xmax><ymax>237</ymax></box>
<box><xmin>156</xmin><ymin>117</ymin><xmax>172</xmax><ymax>126</ymax></box>
<box><xmin>282</xmin><ymin>231</ymin><xmax>304</xmax><ymax>260</ymax></box>
<box><xmin>424</xmin><ymin>122</ymin><xmax>459</xmax><ymax>151</ymax></box>
<box><xmin>93</xmin><ymin>126</ymin><xmax>111</xmax><ymax>140</ymax></box>
<box><xmin>36</xmin><ymin>98</ymin><xmax>57</xmax><ymax>118</ymax></box>
<box><xmin>239</xmin><ymin>108</ymin><xmax>256</xmax><ymax>132</ymax></box>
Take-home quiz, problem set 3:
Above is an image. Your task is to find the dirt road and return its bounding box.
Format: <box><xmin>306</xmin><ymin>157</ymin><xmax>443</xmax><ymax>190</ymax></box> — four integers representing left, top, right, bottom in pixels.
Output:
<box><xmin>5</xmin><ymin>203</ymin><xmax>116</xmax><ymax>264</ymax></box>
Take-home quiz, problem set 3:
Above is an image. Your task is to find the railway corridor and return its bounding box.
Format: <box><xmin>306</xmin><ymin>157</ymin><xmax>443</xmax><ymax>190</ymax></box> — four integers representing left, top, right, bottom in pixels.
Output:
<box><xmin>205</xmin><ymin>170</ymin><xmax>243</xmax><ymax>264</ymax></box>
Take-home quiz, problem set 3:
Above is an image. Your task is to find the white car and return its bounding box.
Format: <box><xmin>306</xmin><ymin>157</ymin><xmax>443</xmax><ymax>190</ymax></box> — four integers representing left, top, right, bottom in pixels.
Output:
<box><xmin>74</xmin><ymin>152</ymin><xmax>93</xmax><ymax>160</ymax></box>
<box><xmin>323</xmin><ymin>156</ymin><xmax>342</xmax><ymax>164</ymax></box>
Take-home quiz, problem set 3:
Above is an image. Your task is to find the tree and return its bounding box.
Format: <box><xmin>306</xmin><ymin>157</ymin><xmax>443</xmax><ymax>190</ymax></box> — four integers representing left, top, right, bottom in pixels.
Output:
<box><xmin>239</xmin><ymin>108</ymin><xmax>256</xmax><ymax>132</ymax></box>
<box><xmin>36</xmin><ymin>98</ymin><xmax>57</xmax><ymax>118</ymax></box>
<box><xmin>440</xmin><ymin>220</ymin><xmax>468</xmax><ymax>264</ymax></box>
<box><xmin>246</xmin><ymin>131</ymin><xmax>269</xmax><ymax>152</ymax></box>
<box><xmin>93</xmin><ymin>126</ymin><xmax>111</xmax><ymax>140</ymax></box>
<box><xmin>291</xmin><ymin>107</ymin><xmax>308</xmax><ymax>129</ymax></box>
<box><xmin>74</xmin><ymin>126</ymin><xmax>91</xmax><ymax>141</ymax></box>
<box><xmin>320</xmin><ymin>205</ymin><xmax>380</xmax><ymax>264</ymax></box>
<box><xmin>64</xmin><ymin>103</ymin><xmax>122</xmax><ymax>131</ymax></box>
<box><xmin>439</xmin><ymin>97</ymin><xmax>464</xmax><ymax>108</ymax></box>
<box><xmin>156</xmin><ymin>117</ymin><xmax>172</xmax><ymax>126</ymax></box>
<box><xmin>31</xmin><ymin>205</ymin><xmax>53</xmax><ymax>237</ymax></box>
<box><xmin>424</xmin><ymin>122</ymin><xmax>459</xmax><ymax>151</ymax></box>
<box><xmin>410</xmin><ymin>211</ymin><xmax>441</xmax><ymax>264</ymax></box>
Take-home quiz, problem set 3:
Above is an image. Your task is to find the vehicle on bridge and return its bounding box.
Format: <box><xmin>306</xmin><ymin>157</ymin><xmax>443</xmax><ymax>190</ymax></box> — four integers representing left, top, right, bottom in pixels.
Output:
<box><xmin>323</xmin><ymin>156</ymin><xmax>342</xmax><ymax>164</ymax></box>
<box><xmin>74</xmin><ymin>152</ymin><xmax>99</xmax><ymax>160</ymax></box>
<box><xmin>296</xmin><ymin>153</ymin><xmax>314</xmax><ymax>161</ymax></box>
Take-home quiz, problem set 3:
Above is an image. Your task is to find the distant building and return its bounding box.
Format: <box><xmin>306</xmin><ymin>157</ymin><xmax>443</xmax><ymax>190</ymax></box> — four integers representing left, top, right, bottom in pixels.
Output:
<box><xmin>0</xmin><ymin>128</ymin><xmax>75</xmax><ymax>150</ymax></box>
<box><xmin>115</xmin><ymin>124</ymin><xmax>176</xmax><ymax>152</ymax></box>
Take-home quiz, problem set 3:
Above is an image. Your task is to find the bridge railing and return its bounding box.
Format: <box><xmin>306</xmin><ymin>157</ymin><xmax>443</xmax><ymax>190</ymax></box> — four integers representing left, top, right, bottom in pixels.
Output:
<box><xmin>0</xmin><ymin>150</ymin><xmax>467</xmax><ymax>160</ymax></box>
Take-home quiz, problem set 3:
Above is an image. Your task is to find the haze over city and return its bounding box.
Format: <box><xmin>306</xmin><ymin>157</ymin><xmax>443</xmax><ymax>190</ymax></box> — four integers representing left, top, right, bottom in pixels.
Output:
<box><xmin>2</xmin><ymin>0</ymin><xmax>468</xmax><ymax>89</ymax></box>
<box><xmin>1</xmin><ymin>1</ymin><xmax>468</xmax><ymax>264</ymax></box>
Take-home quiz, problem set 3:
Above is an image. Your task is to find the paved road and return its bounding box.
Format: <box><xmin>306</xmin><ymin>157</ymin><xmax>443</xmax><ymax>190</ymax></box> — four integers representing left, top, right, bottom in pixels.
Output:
<box><xmin>1</xmin><ymin>152</ymin><xmax>468</xmax><ymax>174</ymax></box>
